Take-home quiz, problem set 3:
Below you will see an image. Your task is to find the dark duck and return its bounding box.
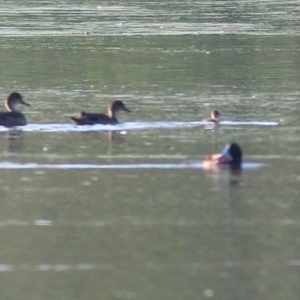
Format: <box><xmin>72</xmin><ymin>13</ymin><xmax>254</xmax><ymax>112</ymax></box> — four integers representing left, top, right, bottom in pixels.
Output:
<box><xmin>0</xmin><ymin>92</ymin><xmax>30</xmax><ymax>127</ymax></box>
<box><xmin>70</xmin><ymin>100</ymin><xmax>131</xmax><ymax>125</ymax></box>
<box><xmin>203</xmin><ymin>143</ymin><xmax>243</xmax><ymax>169</ymax></box>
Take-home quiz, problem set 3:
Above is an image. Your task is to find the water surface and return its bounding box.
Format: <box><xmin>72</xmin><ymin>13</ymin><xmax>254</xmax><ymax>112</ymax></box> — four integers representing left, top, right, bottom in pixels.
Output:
<box><xmin>0</xmin><ymin>1</ymin><xmax>299</xmax><ymax>300</ymax></box>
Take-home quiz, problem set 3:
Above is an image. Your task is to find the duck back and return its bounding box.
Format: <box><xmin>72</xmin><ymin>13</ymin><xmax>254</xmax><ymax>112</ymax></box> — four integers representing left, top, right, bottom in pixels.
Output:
<box><xmin>71</xmin><ymin>112</ymin><xmax>117</xmax><ymax>125</ymax></box>
<box><xmin>0</xmin><ymin>111</ymin><xmax>28</xmax><ymax>127</ymax></box>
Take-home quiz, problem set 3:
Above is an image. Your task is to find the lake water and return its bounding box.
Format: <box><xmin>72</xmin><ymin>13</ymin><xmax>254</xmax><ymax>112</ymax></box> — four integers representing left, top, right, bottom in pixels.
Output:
<box><xmin>0</xmin><ymin>1</ymin><xmax>299</xmax><ymax>299</ymax></box>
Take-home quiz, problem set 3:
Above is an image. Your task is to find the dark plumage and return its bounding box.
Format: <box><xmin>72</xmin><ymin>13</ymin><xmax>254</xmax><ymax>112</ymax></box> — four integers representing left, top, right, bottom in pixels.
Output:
<box><xmin>221</xmin><ymin>143</ymin><xmax>243</xmax><ymax>166</ymax></box>
<box><xmin>0</xmin><ymin>92</ymin><xmax>30</xmax><ymax>127</ymax></box>
<box><xmin>203</xmin><ymin>142</ymin><xmax>243</xmax><ymax>170</ymax></box>
<box><xmin>70</xmin><ymin>100</ymin><xmax>131</xmax><ymax>125</ymax></box>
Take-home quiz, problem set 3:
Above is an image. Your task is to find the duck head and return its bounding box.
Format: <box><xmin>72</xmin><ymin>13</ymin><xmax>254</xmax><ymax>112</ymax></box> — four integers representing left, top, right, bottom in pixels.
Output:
<box><xmin>210</xmin><ymin>110</ymin><xmax>220</xmax><ymax>121</ymax></box>
<box><xmin>220</xmin><ymin>143</ymin><xmax>243</xmax><ymax>166</ymax></box>
<box><xmin>5</xmin><ymin>92</ymin><xmax>30</xmax><ymax>112</ymax></box>
<box><xmin>108</xmin><ymin>100</ymin><xmax>131</xmax><ymax>118</ymax></box>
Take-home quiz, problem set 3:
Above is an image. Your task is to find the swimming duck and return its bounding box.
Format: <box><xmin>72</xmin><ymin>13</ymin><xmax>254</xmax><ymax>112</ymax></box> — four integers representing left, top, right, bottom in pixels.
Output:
<box><xmin>202</xmin><ymin>142</ymin><xmax>243</xmax><ymax>169</ymax></box>
<box><xmin>0</xmin><ymin>92</ymin><xmax>30</xmax><ymax>127</ymax></box>
<box><xmin>203</xmin><ymin>110</ymin><xmax>220</xmax><ymax>123</ymax></box>
<box><xmin>70</xmin><ymin>100</ymin><xmax>131</xmax><ymax>125</ymax></box>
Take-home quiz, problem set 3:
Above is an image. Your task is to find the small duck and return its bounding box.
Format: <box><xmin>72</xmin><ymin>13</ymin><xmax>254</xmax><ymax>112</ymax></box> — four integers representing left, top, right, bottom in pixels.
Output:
<box><xmin>203</xmin><ymin>110</ymin><xmax>220</xmax><ymax>123</ymax></box>
<box><xmin>202</xmin><ymin>142</ymin><xmax>243</xmax><ymax>169</ymax></box>
<box><xmin>70</xmin><ymin>100</ymin><xmax>131</xmax><ymax>125</ymax></box>
<box><xmin>0</xmin><ymin>92</ymin><xmax>30</xmax><ymax>127</ymax></box>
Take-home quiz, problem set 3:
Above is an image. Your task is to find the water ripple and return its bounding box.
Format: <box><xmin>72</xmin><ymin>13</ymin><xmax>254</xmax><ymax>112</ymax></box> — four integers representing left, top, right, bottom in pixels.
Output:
<box><xmin>0</xmin><ymin>161</ymin><xmax>263</xmax><ymax>170</ymax></box>
<box><xmin>0</xmin><ymin>259</ymin><xmax>299</xmax><ymax>273</ymax></box>
<box><xmin>0</xmin><ymin>3</ymin><xmax>299</xmax><ymax>36</ymax></box>
<box><xmin>0</xmin><ymin>121</ymin><xmax>278</xmax><ymax>133</ymax></box>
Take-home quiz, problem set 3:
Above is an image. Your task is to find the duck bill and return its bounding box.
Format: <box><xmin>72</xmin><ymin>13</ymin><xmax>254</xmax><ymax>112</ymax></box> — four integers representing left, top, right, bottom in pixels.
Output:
<box><xmin>123</xmin><ymin>106</ymin><xmax>131</xmax><ymax>113</ymax></box>
<box><xmin>21</xmin><ymin>99</ymin><xmax>31</xmax><ymax>107</ymax></box>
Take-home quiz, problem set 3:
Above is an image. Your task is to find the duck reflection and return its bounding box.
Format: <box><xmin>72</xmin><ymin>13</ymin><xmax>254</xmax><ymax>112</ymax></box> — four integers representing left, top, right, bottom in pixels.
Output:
<box><xmin>1</xmin><ymin>129</ymin><xmax>24</xmax><ymax>153</ymax></box>
<box><xmin>108</xmin><ymin>131</ymin><xmax>127</xmax><ymax>143</ymax></box>
<box><xmin>73</xmin><ymin>130</ymin><xmax>128</xmax><ymax>157</ymax></box>
<box><xmin>203</xmin><ymin>166</ymin><xmax>242</xmax><ymax>187</ymax></box>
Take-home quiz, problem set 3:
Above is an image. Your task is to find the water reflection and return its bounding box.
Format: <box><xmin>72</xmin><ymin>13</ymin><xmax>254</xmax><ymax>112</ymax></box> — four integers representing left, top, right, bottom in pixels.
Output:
<box><xmin>203</xmin><ymin>166</ymin><xmax>243</xmax><ymax>187</ymax></box>
<box><xmin>0</xmin><ymin>263</ymin><xmax>102</xmax><ymax>273</ymax></box>
<box><xmin>0</xmin><ymin>2</ymin><xmax>298</xmax><ymax>299</ymax></box>
<box><xmin>107</xmin><ymin>130</ymin><xmax>127</xmax><ymax>156</ymax></box>
<box><xmin>108</xmin><ymin>130</ymin><xmax>126</xmax><ymax>144</ymax></box>
<box><xmin>0</xmin><ymin>161</ymin><xmax>262</xmax><ymax>170</ymax></box>
<box><xmin>1</xmin><ymin>129</ymin><xmax>24</xmax><ymax>153</ymax></box>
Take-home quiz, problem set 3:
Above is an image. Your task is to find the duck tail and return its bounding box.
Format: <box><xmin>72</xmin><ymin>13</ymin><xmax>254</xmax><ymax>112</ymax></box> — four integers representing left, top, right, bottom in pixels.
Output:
<box><xmin>70</xmin><ymin>116</ymin><xmax>81</xmax><ymax>124</ymax></box>
<box><xmin>71</xmin><ymin>111</ymin><xmax>88</xmax><ymax>124</ymax></box>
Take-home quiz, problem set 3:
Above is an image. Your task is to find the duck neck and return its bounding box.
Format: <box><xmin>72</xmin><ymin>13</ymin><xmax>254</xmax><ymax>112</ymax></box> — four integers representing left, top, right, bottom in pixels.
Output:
<box><xmin>210</xmin><ymin>114</ymin><xmax>217</xmax><ymax>122</ymax></box>
<box><xmin>108</xmin><ymin>108</ymin><xmax>118</xmax><ymax>123</ymax></box>
<box><xmin>5</xmin><ymin>100</ymin><xmax>16</xmax><ymax>112</ymax></box>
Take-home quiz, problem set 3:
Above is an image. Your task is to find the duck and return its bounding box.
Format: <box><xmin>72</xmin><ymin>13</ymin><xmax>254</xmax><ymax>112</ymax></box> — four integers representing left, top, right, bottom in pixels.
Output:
<box><xmin>0</xmin><ymin>92</ymin><xmax>30</xmax><ymax>127</ymax></box>
<box><xmin>70</xmin><ymin>100</ymin><xmax>131</xmax><ymax>125</ymax></box>
<box><xmin>202</xmin><ymin>142</ymin><xmax>243</xmax><ymax>169</ymax></box>
<box><xmin>203</xmin><ymin>110</ymin><xmax>220</xmax><ymax>123</ymax></box>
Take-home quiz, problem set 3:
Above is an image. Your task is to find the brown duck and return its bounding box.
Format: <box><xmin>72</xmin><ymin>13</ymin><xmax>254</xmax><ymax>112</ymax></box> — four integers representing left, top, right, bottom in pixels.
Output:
<box><xmin>203</xmin><ymin>110</ymin><xmax>220</xmax><ymax>123</ymax></box>
<box><xmin>0</xmin><ymin>92</ymin><xmax>30</xmax><ymax>127</ymax></box>
<box><xmin>70</xmin><ymin>100</ymin><xmax>131</xmax><ymax>125</ymax></box>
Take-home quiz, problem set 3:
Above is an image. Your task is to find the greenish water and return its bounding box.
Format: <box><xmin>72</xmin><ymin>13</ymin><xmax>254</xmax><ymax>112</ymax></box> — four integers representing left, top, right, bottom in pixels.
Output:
<box><xmin>0</xmin><ymin>1</ymin><xmax>299</xmax><ymax>300</ymax></box>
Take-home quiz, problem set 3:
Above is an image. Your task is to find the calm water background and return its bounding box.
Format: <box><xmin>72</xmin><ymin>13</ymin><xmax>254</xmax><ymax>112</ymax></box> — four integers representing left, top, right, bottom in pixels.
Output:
<box><xmin>0</xmin><ymin>1</ymin><xmax>299</xmax><ymax>299</ymax></box>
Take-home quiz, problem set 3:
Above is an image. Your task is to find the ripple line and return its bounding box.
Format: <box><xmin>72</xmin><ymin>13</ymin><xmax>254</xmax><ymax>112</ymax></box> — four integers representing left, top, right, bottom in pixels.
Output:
<box><xmin>0</xmin><ymin>161</ymin><xmax>263</xmax><ymax>170</ymax></box>
<box><xmin>0</xmin><ymin>120</ymin><xmax>278</xmax><ymax>133</ymax></box>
